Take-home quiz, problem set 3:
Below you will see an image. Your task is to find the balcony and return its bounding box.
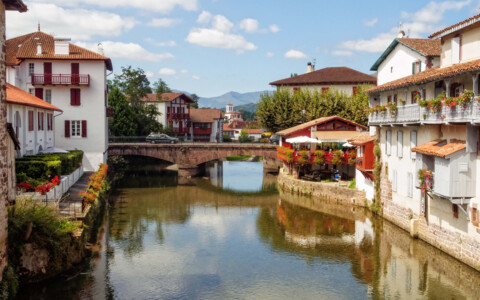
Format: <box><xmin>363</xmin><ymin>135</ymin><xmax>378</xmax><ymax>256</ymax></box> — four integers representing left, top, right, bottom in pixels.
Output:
<box><xmin>369</xmin><ymin>101</ymin><xmax>480</xmax><ymax>126</ymax></box>
<box><xmin>172</xmin><ymin>127</ymin><xmax>190</xmax><ymax>135</ymax></box>
<box><xmin>167</xmin><ymin>113</ymin><xmax>190</xmax><ymax>120</ymax></box>
<box><xmin>31</xmin><ymin>74</ymin><xmax>90</xmax><ymax>86</ymax></box>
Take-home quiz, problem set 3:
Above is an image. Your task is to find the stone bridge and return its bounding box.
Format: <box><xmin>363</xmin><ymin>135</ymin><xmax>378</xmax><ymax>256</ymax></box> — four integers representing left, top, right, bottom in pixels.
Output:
<box><xmin>107</xmin><ymin>143</ymin><xmax>278</xmax><ymax>176</ymax></box>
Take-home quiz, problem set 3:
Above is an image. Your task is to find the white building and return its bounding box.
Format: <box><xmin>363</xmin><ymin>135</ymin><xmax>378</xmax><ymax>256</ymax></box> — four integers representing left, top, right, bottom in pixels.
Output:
<box><xmin>6</xmin><ymin>31</ymin><xmax>112</xmax><ymax>171</ymax></box>
<box><xmin>224</xmin><ymin>103</ymin><xmax>242</xmax><ymax>123</ymax></box>
<box><xmin>371</xmin><ymin>37</ymin><xmax>441</xmax><ymax>86</ymax></box>
<box><xmin>365</xmin><ymin>14</ymin><xmax>480</xmax><ymax>268</ymax></box>
<box><xmin>5</xmin><ymin>83</ymin><xmax>61</xmax><ymax>156</ymax></box>
<box><xmin>189</xmin><ymin>108</ymin><xmax>223</xmax><ymax>142</ymax></box>
<box><xmin>270</xmin><ymin>65</ymin><xmax>377</xmax><ymax>96</ymax></box>
<box><xmin>139</xmin><ymin>92</ymin><xmax>194</xmax><ymax>136</ymax></box>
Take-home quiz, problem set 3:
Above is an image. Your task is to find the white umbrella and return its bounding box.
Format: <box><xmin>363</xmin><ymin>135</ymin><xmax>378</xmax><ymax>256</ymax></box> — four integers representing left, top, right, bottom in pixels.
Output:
<box><xmin>342</xmin><ymin>142</ymin><xmax>354</xmax><ymax>147</ymax></box>
<box><xmin>286</xmin><ymin>136</ymin><xmax>321</xmax><ymax>144</ymax></box>
<box><xmin>39</xmin><ymin>147</ymin><xmax>69</xmax><ymax>154</ymax></box>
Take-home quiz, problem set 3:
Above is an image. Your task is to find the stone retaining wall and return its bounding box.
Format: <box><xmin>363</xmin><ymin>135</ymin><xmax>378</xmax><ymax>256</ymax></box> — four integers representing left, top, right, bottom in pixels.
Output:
<box><xmin>0</xmin><ymin>1</ymin><xmax>7</xmax><ymax>281</ymax></box>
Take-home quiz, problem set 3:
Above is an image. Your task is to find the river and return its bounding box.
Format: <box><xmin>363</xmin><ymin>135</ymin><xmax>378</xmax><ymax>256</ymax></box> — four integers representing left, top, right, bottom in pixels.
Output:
<box><xmin>15</xmin><ymin>161</ymin><xmax>480</xmax><ymax>299</ymax></box>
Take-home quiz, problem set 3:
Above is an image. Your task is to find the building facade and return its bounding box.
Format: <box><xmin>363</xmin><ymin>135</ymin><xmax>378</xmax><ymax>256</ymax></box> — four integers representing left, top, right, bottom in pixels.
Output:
<box><xmin>270</xmin><ymin>65</ymin><xmax>377</xmax><ymax>96</ymax></box>
<box><xmin>365</xmin><ymin>14</ymin><xmax>480</xmax><ymax>269</ymax></box>
<box><xmin>189</xmin><ymin>108</ymin><xmax>223</xmax><ymax>142</ymax></box>
<box><xmin>140</xmin><ymin>93</ymin><xmax>193</xmax><ymax>136</ymax></box>
<box><xmin>224</xmin><ymin>103</ymin><xmax>242</xmax><ymax>123</ymax></box>
<box><xmin>6</xmin><ymin>31</ymin><xmax>112</xmax><ymax>171</ymax></box>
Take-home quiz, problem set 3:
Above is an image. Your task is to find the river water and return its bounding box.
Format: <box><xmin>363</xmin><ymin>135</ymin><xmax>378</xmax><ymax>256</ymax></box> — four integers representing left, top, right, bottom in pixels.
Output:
<box><xmin>16</xmin><ymin>161</ymin><xmax>480</xmax><ymax>299</ymax></box>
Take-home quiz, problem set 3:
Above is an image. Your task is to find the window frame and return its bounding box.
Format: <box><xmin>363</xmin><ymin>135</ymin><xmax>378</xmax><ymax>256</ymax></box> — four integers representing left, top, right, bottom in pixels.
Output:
<box><xmin>70</xmin><ymin>120</ymin><xmax>82</xmax><ymax>137</ymax></box>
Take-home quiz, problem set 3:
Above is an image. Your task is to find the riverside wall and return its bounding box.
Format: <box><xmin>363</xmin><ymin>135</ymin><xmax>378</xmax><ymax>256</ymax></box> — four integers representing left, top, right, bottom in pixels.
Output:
<box><xmin>278</xmin><ymin>168</ymin><xmax>480</xmax><ymax>271</ymax></box>
<box><xmin>0</xmin><ymin>1</ymin><xmax>7</xmax><ymax>281</ymax></box>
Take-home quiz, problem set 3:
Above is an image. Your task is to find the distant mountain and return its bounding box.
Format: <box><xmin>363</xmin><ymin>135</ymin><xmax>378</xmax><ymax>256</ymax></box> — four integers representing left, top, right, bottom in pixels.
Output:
<box><xmin>171</xmin><ymin>90</ymin><xmax>270</xmax><ymax>109</ymax></box>
<box><xmin>221</xmin><ymin>103</ymin><xmax>257</xmax><ymax>113</ymax></box>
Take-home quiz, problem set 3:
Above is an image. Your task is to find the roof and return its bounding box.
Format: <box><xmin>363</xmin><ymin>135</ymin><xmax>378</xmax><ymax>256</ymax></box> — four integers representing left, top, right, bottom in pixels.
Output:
<box><xmin>429</xmin><ymin>14</ymin><xmax>480</xmax><ymax>39</ymax></box>
<box><xmin>276</xmin><ymin>116</ymin><xmax>367</xmax><ymax>136</ymax></box>
<box><xmin>222</xmin><ymin>124</ymin><xmax>234</xmax><ymax>132</ymax></box>
<box><xmin>225</xmin><ymin>120</ymin><xmax>259</xmax><ymax>129</ymax></box>
<box><xmin>411</xmin><ymin>139</ymin><xmax>466</xmax><ymax>158</ymax></box>
<box><xmin>241</xmin><ymin>129</ymin><xmax>263</xmax><ymax>134</ymax></box>
<box><xmin>4</xmin><ymin>0</ymin><xmax>27</xmax><ymax>12</ymax></box>
<box><xmin>190</xmin><ymin>108</ymin><xmax>222</xmax><ymax>123</ymax></box>
<box><xmin>6</xmin><ymin>83</ymin><xmax>62</xmax><ymax>111</ymax></box>
<box><xmin>365</xmin><ymin>57</ymin><xmax>480</xmax><ymax>93</ymax></box>
<box><xmin>140</xmin><ymin>93</ymin><xmax>194</xmax><ymax>103</ymax></box>
<box><xmin>370</xmin><ymin>38</ymin><xmax>441</xmax><ymax>71</ymax></box>
<box><xmin>269</xmin><ymin>67</ymin><xmax>377</xmax><ymax>86</ymax></box>
<box><xmin>6</xmin><ymin>123</ymin><xmax>20</xmax><ymax>150</ymax></box>
<box><xmin>6</xmin><ymin>31</ymin><xmax>113</xmax><ymax>71</ymax></box>
<box><xmin>348</xmin><ymin>133</ymin><xmax>376</xmax><ymax>145</ymax></box>
<box><xmin>313</xmin><ymin>131</ymin><xmax>362</xmax><ymax>142</ymax></box>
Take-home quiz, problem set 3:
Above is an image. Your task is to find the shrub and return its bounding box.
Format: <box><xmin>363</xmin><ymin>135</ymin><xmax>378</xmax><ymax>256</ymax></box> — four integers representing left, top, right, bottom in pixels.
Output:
<box><xmin>297</xmin><ymin>151</ymin><xmax>309</xmax><ymax>164</ymax></box>
<box><xmin>222</xmin><ymin>134</ymin><xmax>232</xmax><ymax>142</ymax></box>
<box><xmin>239</xmin><ymin>131</ymin><xmax>253</xmax><ymax>143</ymax></box>
<box><xmin>314</xmin><ymin>150</ymin><xmax>325</xmax><ymax>165</ymax></box>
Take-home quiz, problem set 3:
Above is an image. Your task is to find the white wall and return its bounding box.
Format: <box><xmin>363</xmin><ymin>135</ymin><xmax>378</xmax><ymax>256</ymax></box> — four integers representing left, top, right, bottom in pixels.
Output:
<box><xmin>355</xmin><ymin>169</ymin><xmax>374</xmax><ymax>200</ymax></box>
<box><xmin>441</xmin><ymin>26</ymin><xmax>480</xmax><ymax>68</ymax></box>
<box><xmin>278</xmin><ymin>84</ymin><xmax>362</xmax><ymax>97</ymax></box>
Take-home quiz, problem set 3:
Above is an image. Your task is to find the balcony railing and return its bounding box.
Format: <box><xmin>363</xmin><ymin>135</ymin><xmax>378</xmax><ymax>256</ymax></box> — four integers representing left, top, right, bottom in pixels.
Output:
<box><xmin>31</xmin><ymin>74</ymin><xmax>90</xmax><ymax>86</ymax></box>
<box><xmin>167</xmin><ymin>113</ymin><xmax>190</xmax><ymax>120</ymax></box>
<box><xmin>172</xmin><ymin>127</ymin><xmax>190</xmax><ymax>134</ymax></box>
<box><xmin>369</xmin><ymin>101</ymin><xmax>480</xmax><ymax>125</ymax></box>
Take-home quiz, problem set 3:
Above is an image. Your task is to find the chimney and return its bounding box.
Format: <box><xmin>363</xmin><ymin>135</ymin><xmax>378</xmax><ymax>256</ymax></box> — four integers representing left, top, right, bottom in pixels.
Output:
<box><xmin>54</xmin><ymin>37</ymin><xmax>71</xmax><ymax>55</ymax></box>
<box><xmin>36</xmin><ymin>43</ymin><xmax>42</xmax><ymax>55</ymax></box>
<box><xmin>97</xmin><ymin>43</ymin><xmax>104</xmax><ymax>55</ymax></box>
<box><xmin>306</xmin><ymin>62</ymin><xmax>314</xmax><ymax>73</ymax></box>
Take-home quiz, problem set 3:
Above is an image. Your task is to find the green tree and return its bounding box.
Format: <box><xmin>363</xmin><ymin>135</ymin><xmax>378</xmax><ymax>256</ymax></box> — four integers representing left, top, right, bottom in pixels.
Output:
<box><xmin>108</xmin><ymin>87</ymin><xmax>138</xmax><ymax>136</ymax></box>
<box><xmin>112</xmin><ymin>66</ymin><xmax>152</xmax><ymax>101</ymax></box>
<box><xmin>190</xmin><ymin>93</ymin><xmax>199</xmax><ymax>108</ymax></box>
<box><xmin>239</xmin><ymin>109</ymin><xmax>255</xmax><ymax>121</ymax></box>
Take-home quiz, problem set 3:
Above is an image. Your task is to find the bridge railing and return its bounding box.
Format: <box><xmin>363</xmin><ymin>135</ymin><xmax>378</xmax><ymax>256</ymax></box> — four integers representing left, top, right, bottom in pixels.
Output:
<box><xmin>108</xmin><ymin>136</ymin><xmax>276</xmax><ymax>146</ymax></box>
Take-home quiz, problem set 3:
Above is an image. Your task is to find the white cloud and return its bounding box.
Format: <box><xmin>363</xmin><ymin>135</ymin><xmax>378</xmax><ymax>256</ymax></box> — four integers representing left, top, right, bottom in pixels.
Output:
<box><xmin>197</xmin><ymin>10</ymin><xmax>212</xmax><ymax>24</ymax></box>
<box><xmin>331</xmin><ymin>50</ymin><xmax>354</xmax><ymax>56</ymax></box>
<box><xmin>192</xmin><ymin>75</ymin><xmax>200</xmax><ymax>80</ymax></box>
<box><xmin>76</xmin><ymin>41</ymin><xmax>174</xmax><ymax>61</ymax></box>
<box><xmin>148</xmin><ymin>18</ymin><xmax>181</xmax><ymax>27</ymax></box>
<box><xmin>337</xmin><ymin>0</ymin><xmax>471</xmax><ymax>54</ymax></box>
<box><xmin>158</xmin><ymin>68</ymin><xmax>177</xmax><ymax>75</ymax></box>
<box><xmin>6</xmin><ymin>3</ymin><xmax>135</xmax><ymax>40</ymax></box>
<box><xmin>269</xmin><ymin>24</ymin><xmax>280</xmax><ymax>33</ymax></box>
<box><xmin>239</xmin><ymin>18</ymin><xmax>259</xmax><ymax>33</ymax></box>
<box><xmin>180</xmin><ymin>69</ymin><xmax>189</xmax><ymax>74</ymax></box>
<box><xmin>266</xmin><ymin>52</ymin><xmax>274</xmax><ymax>57</ymax></box>
<box><xmin>27</xmin><ymin>0</ymin><xmax>198</xmax><ymax>14</ymax></box>
<box><xmin>186</xmin><ymin>12</ymin><xmax>256</xmax><ymax>52</ymax></box>
<box><xmin>284</xmin><ymin>49</ymin><xmax>308</xmax><ymax>59</ymax></box>
<box><xmin>145</xmin><ymin>71</ymin><xmax>155</xmax><ymax>78</ymax></box>
<box><xmin>363</xmin><ymin>18</ymin><xmax>378</xmax><ymax>27</ymax></box>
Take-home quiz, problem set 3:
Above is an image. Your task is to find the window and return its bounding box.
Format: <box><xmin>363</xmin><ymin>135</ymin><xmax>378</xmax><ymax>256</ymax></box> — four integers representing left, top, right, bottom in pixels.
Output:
<box><xmin>38</xmin><ymin>112</ymin><xmax>44</xmax><ymax>131</ymax></box>
<box><xmin>390</xmin><ymin>66</ymin><xmax>393</xmax><ymax>73</ymax></box>
<box><xmin>28</xmin><ymin>63</ymin><xmax>34</xmax><ymax>76</ymax></box>
<box><xmin>386</xmin><ymin>130</ymin><xmax>392</xmax><ymax>155</ymax></box>
<box><xmin>411</xmin><ymin>91</ymin><xmax>419</xmax><ymax>104</ymax></box>
<box><xmin>412</xmin><ymin>61</ymin><xmax>422</xmax><ymax>74</ymax></box>
<box><xmin>472</xmin><ymin>207</ymin><xmax>479</xmax><ymax>227</ymax></box>
<box><xmin>45</xmin><ymin>89</ymin><xmax>52</xmax><ymax>103</ymax></box>
<box><xmin>407</xmin><ymin>172</ymin><xmax>413</xmax><ymax>197</ymax></box>
<box><xmin>387</xmin><ymin>95</ymin><xmax>392</xmax><ymax>103</ymax></box>
<box><xmin>321</xmin><ymin>87</ymin><xmax>329</xmax><ymax>94</ymax></box>
<box><xmin>393</xmin><ymin>94</ymin><xmax>397</xmax><ymax>105</ymax></box>
<box><xmin>70</xmin><ymin>88</ymin><xmax>81</xmax><ymax>106</ymax></box>
<box><xmin>357</xmin><ymin>146</ymin><xmax>364</xmax><ymax>158</ymax></box>
<box><xmin>397</xmin><ymin>131</ymin><xmax>403</xmax><ymax>158</ymax></box>
<box><xmin>410</xmin><ymin>131</ymin><xmax>417</xmax><ymax>159</ymax></box>
<box><xmin>28</xmin><ymin>110</ymin><xmax>34</xmax><ymax>131</ymax></box>
<box><xmin>29</xmin><ymin>88</ymin><xmax>34</xmax><ymax>95</ymax></box>
<box><xmin>71</xmin><ymin>120</ymin><xmax>81</xmax><ymax>137</ymax></box>
<box><xmin>352</xmin><ymin>86</ymin><xmax>357</xmax><ymax>96</ymax></box>
<box><xmin>451</xmin><ymin>36</ymin><xmax>460</xmax><ymax>64</ymax></box>
<box><xmin>293</xmin><ymin>87</ymin><xmax>299</xmax><ymax>93</ymax></box>
<box><xmin>47</xmin><ymin>114</ymin><xmax>53</xmax><ymax>131</ymax></box>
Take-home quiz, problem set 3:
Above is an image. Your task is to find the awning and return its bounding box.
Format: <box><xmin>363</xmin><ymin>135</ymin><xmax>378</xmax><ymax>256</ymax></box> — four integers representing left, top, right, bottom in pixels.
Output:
<box><xmin>313</xmin><ymin>131</ymin><xmax>362</xmax><ymax>143</ymax></box>
<box><xmin>286</xmin><ymin>136</ymin><xmax>321</xmax><ymax>144</ymax></box>
<box><xmin>411</xmin><ymin>139</ymin><xmax>466</xmax><ymax>158</ymax></box>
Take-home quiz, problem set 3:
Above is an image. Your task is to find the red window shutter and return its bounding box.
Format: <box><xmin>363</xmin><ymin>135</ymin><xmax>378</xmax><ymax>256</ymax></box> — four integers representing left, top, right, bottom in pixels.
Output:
<box><xmin>81</xmin><ymin>120</ymin><xmax>87</xmax><ymax>137</ymax></box>
<box><xmin>28</xmin><ymin>111</ymin><xmax>34</xmax><ymax>131</ymax></box>
<box><xmin>76</xmin><ymin>89</ymin><xmax>81</xmax><ymax>105</ymax></box>
<box><xmin>353</xmin><ymin>87</ymin><xmax>357</xmax><ymax>96</ymax></box>
<box><xmin>65</xmin><ymin>120</ymin><xmax>70</xmax><ymax>137</ymax></box>
<box><xmin>38</xmin><ymin>112</ymin><xmax>41</xmax><ymax>130</ymax></box>
<box><xmin>35</xmin><ymin>88</ymin><xmax>43</xmax><ymax>100</ymax></box>
<box><xmin>70</xmin><ymin>89</ymin><xmax>76</xmax><ymax>105</ymax></box>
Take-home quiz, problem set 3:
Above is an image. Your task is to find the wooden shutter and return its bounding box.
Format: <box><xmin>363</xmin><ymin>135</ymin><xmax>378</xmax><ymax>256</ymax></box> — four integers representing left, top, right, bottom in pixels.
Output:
<box><xmin>35</xmin><ymin>88</ymin><xmax>44</xmax><ymax>100</ymax></box>
<box><xmin>72</xmin><ymin>63</ymin><xmax>79</xmax><ymax>85</ymax></box>
<box><xmin>397</xmin><ymin>131</ymin><xmax>403</xmax><ymax>158</ymax></box>
<box><xmin>70</xmin><ymin>89</ymin><xmax>81</xmax><ymax>105</ymax></box>
<box><xmin>412</xmin><ymin>62</ymin><xmax>415</xmax><ymax>74</ymax></box>
<box><xmin>392</xmin><ymin>170</ymin><xmax>397</xmax><ymax>192</ymax></box>
<box><xmin>386</xmin><ymin>130</ymin><xmax>391</xmax><ymax>155</ymax></box>
<box><xmin>407</xmin><ymin>172</ymin><xmax>413</xmax><ymax>197</ymax></box>
<box><xmin>44</xmin><ymin>62</ymin><xmax>52</xmax><ymax>84</ymax></box>
<box><xmin>81</xmin><ymin>120</ymin><xmax>87</xmax><ymax>137</ymax></box>
<box><xmin>28</xmin><ymin>111</ymin><xmax>34</xmax><ymax>131</ymax></box>
<box><xmin>410</xmin><ymin>131</ymin><xmax>417</xmax><ymax>159</ymax></box>
<box><xmin>65</xmin><ymin>120</ymin><xmax>70</xmax><ymax>137</ymax></box>
<box><xmin>76</xmin><ymin>89</ymin><xmax>81</xmax><ymax>105</ymax></box>
<box><xmin>419</xmin><ymin>61</ymin><xmax>422</xmax><ymax>72</ymax></box>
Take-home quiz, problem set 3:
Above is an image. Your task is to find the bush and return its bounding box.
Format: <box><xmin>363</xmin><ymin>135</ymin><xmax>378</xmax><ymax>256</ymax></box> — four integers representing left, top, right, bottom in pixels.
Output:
<box><xmin>239</xmin><ymin>131</ymin><xmax>253</xmax><ymax>143</ymax></box>
<box><xmin>222</xmin><ymin>134</ymin><xmax>232</xmax><ymax>142</ymax></box>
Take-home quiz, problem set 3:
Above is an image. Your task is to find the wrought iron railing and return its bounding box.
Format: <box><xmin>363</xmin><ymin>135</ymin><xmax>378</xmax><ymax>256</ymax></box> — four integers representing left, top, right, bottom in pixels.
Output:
<box><xmin>31</xmin><ymin>74</ymin><xmax>90</xmax><ymax>86</ymax></box>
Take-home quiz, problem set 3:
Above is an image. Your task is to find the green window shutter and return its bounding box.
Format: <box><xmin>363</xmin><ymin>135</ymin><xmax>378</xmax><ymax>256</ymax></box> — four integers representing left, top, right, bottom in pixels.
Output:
<box><xmin>419</xmin><ymin>61</ymin><xmax>422</xmax><ymax>72</ymax></box>
<box><xmin>412</xmin><ymin>62</ymin><xmax>415</xmax><ymax>74</ymax></box>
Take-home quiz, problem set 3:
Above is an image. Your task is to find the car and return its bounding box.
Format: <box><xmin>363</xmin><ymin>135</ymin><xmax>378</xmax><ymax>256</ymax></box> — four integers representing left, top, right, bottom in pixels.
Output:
<box><xmin>270</xmin><ymin>134</ymin><xmax>280</xmax><ymax>145</ymax></box>
<box><xmin>146</xmin><ymin>133</ymin><xmax>179</xmax><ymax>144</ymax></box>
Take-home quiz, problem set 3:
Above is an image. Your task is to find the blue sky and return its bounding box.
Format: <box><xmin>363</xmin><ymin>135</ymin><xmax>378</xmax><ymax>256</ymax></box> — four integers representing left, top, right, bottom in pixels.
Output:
<box><xmin>6</xmin><ymin>0</ymin><xmax>480</xmax><ymax>97</ymax></box>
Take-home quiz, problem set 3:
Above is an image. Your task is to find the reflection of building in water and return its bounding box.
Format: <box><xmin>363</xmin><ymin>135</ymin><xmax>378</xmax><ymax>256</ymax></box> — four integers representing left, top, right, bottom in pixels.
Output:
<box><xmin>207</xmin><ymin>161</ymin><xmax>223</xmax><ymax>188</ymax></box>
<box><xmin>354</xmin><ymin>218</ymin><xmax>373</xmax><ymax>246</ymax></box>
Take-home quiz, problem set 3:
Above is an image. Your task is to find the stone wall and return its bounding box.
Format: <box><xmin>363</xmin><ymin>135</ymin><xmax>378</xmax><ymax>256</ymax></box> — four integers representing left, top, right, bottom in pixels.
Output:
<box><xmin>0</xmin><ymin>1</ymin><xmax>7</xmax><ymax>281</ymax></box>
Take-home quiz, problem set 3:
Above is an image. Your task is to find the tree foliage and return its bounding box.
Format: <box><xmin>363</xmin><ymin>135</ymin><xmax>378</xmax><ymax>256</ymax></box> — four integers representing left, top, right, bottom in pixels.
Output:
<box><xmin>152</xmin><ymin>78</ymin><xmax>172</xmax><ymax>99</ymax></box>
<box><xmin>190</xmin><ymin>93</ymin><xmax>199</xmax><ymax>109</ymax></box>
<box><xmin>256</xmin><ymin>85</ymin><xmax>370</xmax><ymax>132</ymax></box>
<box><xmin>108</xmin><ymin>87</ymin><xmax>138</xmax><ymax>136</ymax></box>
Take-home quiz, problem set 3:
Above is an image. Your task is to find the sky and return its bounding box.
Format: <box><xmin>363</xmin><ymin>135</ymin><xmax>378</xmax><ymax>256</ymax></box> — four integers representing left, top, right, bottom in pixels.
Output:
<box><xmin>5</xmin><ymin>0</ymin><xmax>480</xmax><ymax>97</ymax></box>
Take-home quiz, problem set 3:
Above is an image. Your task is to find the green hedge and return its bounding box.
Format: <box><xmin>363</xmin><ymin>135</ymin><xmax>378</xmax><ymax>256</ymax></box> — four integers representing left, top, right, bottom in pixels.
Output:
<box><xmin>15</xmin><ymin>150</ymin><xmax>83</xmax><ymax>184</ymax></box>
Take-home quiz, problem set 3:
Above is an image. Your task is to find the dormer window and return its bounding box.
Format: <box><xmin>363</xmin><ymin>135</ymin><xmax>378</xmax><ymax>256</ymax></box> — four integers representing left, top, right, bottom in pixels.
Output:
<box><xmin>412</xmin><ymin>61</ymin><xmax>422</xmax><ymax>74</ymax></box>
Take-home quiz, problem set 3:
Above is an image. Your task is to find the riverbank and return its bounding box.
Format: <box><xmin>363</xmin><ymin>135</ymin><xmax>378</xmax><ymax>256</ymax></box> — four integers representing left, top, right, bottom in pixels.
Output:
<box><xmin>278</xmin><ymin>169</ymin><xmax>480</xmax><ymax>272</ymax></box>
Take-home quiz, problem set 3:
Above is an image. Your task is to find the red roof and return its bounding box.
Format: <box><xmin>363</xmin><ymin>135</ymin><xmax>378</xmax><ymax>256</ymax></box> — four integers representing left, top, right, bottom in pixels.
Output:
<box><xmin>412</xmin><ymin>139</ymin><xmax>466</xmax><ymax>158</ymax></box>
<box><xmin>429</xmin><ymin>14</ymin><xmax>480</xmax><ymax>39</ymax></box>
<box><xmin>6</xmin><ymin>83</ymin><xmax>61</xmax><ymax>111</ymax></box>
<box><xmin>396</xmin><ymin>38</ymin><xmax>441</xmax><ymax>56</ymax></box>
<box><xmin>190</xmin><ymin>108</ymin><xmax>222</xmax><ymax>123</ymax></box>
<box><xmin>140</xmin><ymin>93</ymin><xmax>193</xmax><ymax>103</ymax></box>
<box><xmin>6</xmin><ymin>31</ymin><xmax>113</xmax><ymax>70</ymax></box>
<box><xmin>276</xmin><ymin>116</ymin><xmax>367</xmax><ymax>136</ymax></box>
<box><xmin>223</xmin><ymin>124</ymin><xmax>234</xmax><ymax>132</ymax></box>
<box><xmin>242</xmin><ymin>129</ymin><xmax>263</xmax><ymax>134</ymax></box>
<box><xmin>270</xmin><ymin>67</ymin><xmax>377</xmax><ymax>86</ymax></box>
<box><xmin>225</xmin><ymin>120</ymin><xmax>259</xmax><ymax>130</ymax></box>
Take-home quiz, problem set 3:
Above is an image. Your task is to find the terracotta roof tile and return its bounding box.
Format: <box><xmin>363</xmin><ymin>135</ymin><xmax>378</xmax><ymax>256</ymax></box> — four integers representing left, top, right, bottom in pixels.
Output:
<box><xmin>6</xmin><ymin>83</ymin><xmax>61</xmax><ymax>111</ymax></box>
<box><xmin>396</xmin><ymin>38</ymin><xmax>441</xmax><ymax>56</ymax></box>
<box><xmin>139</xmin><ymin>93</ymin><xmax>193</xmax><ymax>103</ymax></box>
<box><xmin>365</xmin><ymin>58</ymin><xmax>480</xmax><ymax>93</ymax></box>
<box><xmin>242</xmin><ymin>129</ymin><xmax>263</xmax><ymax>134</ymax></box>
<box><xmin>348</xmin><ymin>133</ymin><xmax>376</xmax><ymax>145</ymax></box>
<box><xmin>223</xmin><ymin>124</ymin><xmax>234</xmax><ymax>131</ymax></box>
<box><xmin>6</xmin><ymin>31</ymin><xmax>113</xmax><ymax>70</ymax></box>
<box><xmin>276</xmin><ymin>116</ymin><xmax>367</xmax><ymax>136</ymax></box>
<box><xmin>190</xmin><ymin>108</ymin><xmax>222</xmax><ymax>123</ymax></box>
<box><xmin>411</xmin><ymin>139</ymin><xmax>466</xmax><ymax>158</ymax></box>
<box><xmin>270</xmin><ymin>67</ymin><xmax>377</xmax><ymax>86</ymax></box>
<box><xmin>429</xmin><ymin>14</ymin><xmax>480</xmax><ymax>39</ymax></box>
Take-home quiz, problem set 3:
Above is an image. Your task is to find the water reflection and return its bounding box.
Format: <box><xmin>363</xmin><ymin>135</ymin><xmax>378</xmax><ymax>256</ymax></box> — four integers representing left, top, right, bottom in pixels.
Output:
<box><xmin>14</xmin><ymin>162</ymin><xmax>480</xmax><ymax>299</ymax></box>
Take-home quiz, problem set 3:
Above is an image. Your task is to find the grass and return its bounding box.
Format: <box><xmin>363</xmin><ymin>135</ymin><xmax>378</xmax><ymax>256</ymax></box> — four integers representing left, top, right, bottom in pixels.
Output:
<box><xmin>226</xmin><ymin>155</ymin><xmax>252</xmax><ymax>161</ymax></box>
<box><xmin>348</xmin><ymin>178</ymin><xmax>356</xmax><ymax>189</ymax></box>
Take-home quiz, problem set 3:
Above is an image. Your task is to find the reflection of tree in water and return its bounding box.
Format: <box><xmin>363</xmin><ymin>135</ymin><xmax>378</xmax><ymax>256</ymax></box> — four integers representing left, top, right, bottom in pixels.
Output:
<box><xmin>256</xmin><ymin>201</ymin><xmax>375</xmax><ymax>285</ymax></box>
